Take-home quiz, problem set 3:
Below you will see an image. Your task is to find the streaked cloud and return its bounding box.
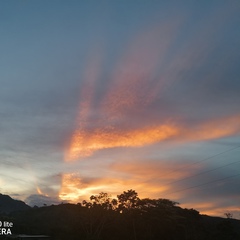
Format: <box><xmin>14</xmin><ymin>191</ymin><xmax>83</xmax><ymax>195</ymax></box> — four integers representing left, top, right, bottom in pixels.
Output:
<box><xmin>66</xmin><ymin>114</ymin><xmax>240</xmax><ymax>160</ymax></box>
<box><xmin>66</xmin><ymin>124</ymin><xmax>178</xmax><ymax>160</ymax></box>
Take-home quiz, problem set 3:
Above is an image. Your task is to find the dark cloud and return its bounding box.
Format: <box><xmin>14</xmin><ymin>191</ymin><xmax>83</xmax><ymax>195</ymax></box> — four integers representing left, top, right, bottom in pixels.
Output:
<box><xmin>25</xmin><ymin>194</ymin><xmax>64</xmax><ymax>207</ymax></box>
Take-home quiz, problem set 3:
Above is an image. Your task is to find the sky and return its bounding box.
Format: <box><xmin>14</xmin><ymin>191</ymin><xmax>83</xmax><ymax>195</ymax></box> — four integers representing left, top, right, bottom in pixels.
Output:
<box><xmin>0</xmin><ymin>0</ymin><xmax>240</xmax><ymax>219</ymax></box>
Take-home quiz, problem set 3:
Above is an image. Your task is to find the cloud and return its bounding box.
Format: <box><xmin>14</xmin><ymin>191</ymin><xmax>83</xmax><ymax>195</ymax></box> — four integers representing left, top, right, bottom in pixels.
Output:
<box><xmin>58</xmin><ymin>158</ymin><xmax>203</xmax><ymax>203</ymax></box>
<box><xmin>59</xmin><ymin>173</ymin><xmax>110</xmax><ymax>202</ymax></box>
<box><xmin>65</xmin><ymin>114</ymin><xmax>240</xmax><ymax>160</ymax></box>
<box><xmin>63</xmin><ymin>9</ymin><xmax>240</xmax><ymax>161</ymax></box>
<box><xmin>177</xmin><ymin>115</ymin><xmax>240</xmax><ymax>142</ymax></box>
<box><xmin>66</xmin><ymin>123</ymin><xmax>178</xmax><ymax>160</ymax></box>
<box><xmin>53</xmin><ymin>143</ymin><xmax>240</xmax><ymax>217</ymax></box>
<box><xmin>25</xmin><ymin>194</ymin><xmax>63</xmax><ymax>207</ymax></box>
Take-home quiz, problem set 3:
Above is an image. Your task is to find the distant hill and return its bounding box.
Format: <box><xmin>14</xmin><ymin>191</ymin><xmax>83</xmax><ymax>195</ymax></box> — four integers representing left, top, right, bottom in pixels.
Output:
<box><xmin>0</xmin><ymin>193</ymin><xmax>31</xmax><ymax>213</ymax></box>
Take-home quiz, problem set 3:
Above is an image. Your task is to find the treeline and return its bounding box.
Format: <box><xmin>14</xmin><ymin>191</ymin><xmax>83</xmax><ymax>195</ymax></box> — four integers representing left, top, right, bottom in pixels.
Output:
<box><xmin>2</xmin><ymin>190</ymin><xmax>240</xmax><ymax>240</ymax></box>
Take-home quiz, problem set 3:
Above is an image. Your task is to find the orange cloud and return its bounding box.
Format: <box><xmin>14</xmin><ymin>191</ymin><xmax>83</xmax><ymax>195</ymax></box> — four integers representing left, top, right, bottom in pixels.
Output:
<box><xmin>59</xmin><ymin>173</ymin><xmax>85</xmax><ymax>202</ymax></box>
<box><xmin>101</xmin><ymin>21</ymin><xmax>182</xmax><ymax>117</ymax></box>
<box><xmin>66</xmin><ymin>114</ymin><xmax>240</xmax><ymax>161</ymax></box>
<box><xmin>60</xmin><ymin>7</ymin><xmax>240</xmax><ymax>219</ymax></box>
<box><xmin>65</xmin><ymin>20</ymin><xmax>184</xmax><ymax>161</ymax></box>
<box><xmin>180</xmin><ymin>201</ymin><xmax>240</xmax><ymax>219</ymax></box>
<box><xmin>36</xmin><ymin>186</ymin><xmax>43</xmax><ymax>195</ymax></box>
<box><xmin>65</xmin><ymin>123</ymin><xmax>179</xmax><ymax>160</ymax></box>
<box><xmin>59</xmin><ymin>158</ymin><xmax>202</xmax><ymax>203</ymax></box>
<box><xmin>59</xmin><ymin>158</ymin><xmax>240</xmax><ymax>219</ymax></box>
<box><xmin>59</xmin><ymin>172</ymin><xmax>240</xmax><ymax>219</ymax></box>
<box><xmin>111</xmin><ymin>159</ymin><xmax>198</xmax><ymax>182</ymax></box>
<box><xmin>110</xmin><ymin>158</ymin><xmax>208</xmax><ymax>199</ymax></box>
<box><xmin>59</xmin><ymin>173</ymin><xmax>127</xmax><ymax>202</ymax></box>
<box><xmin>179</xmin><ymin>115</ymin><xmax>240</xmax><ymax>142</ymax></box>
<box><xmin>72</xmin><ymin>46</ymin><xmax>103</xmax><ymax>139</ymax></box>
<box><xmin>36</xmin><ymin>186</ymin><xmax>48</xmax><ymax>197</ymax></box>
<box><xmin>58</xmin><ymin>172</ymin><xmax>169</xmax><ymax>203</ymax></box>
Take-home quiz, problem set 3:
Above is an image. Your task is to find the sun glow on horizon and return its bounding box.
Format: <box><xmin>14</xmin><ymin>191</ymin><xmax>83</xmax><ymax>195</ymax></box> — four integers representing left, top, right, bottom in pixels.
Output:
<box><xmin>58</xmin><ymin>173</ymin><xmax>170</xmax><ymax>203</ymax></box>
<box><xmin>59</xmin><ymin>173</ymin><xmax>113</xmax><ymax>202</ymax></box>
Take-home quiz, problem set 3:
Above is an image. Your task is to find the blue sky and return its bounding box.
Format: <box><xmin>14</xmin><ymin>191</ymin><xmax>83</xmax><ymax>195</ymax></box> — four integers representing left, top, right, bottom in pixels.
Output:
<box><xmin>0</xmin><ymin>1</ymin><xmax>240</xmax><ymax>218</ymax></box>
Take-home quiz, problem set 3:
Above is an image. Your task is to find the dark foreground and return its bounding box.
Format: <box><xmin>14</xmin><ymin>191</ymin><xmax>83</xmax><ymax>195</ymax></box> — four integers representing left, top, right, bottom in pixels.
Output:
<box><xmin>0</xmin><ymin>191</ymin><xmax>239</xmax><ymax>240</ymax></box>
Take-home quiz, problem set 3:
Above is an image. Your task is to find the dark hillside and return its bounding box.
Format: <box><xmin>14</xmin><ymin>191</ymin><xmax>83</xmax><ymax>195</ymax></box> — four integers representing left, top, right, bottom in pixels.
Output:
<box><xmin>0</xmin><ymin>193</ymin><xmax>30</xmax><ymax>214</ymax></box>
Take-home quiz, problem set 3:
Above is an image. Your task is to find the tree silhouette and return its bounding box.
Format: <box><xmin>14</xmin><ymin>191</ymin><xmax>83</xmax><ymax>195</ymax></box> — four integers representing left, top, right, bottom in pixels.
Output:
<box><xmin>89</xmin><ymin>192</ymin><xmax>117</xmax><ymax>210</ymax></box>
<box><xmin>117</xmin><ymin>189</ymin><xmax>139</xmax><ymax>212</ymax></box>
